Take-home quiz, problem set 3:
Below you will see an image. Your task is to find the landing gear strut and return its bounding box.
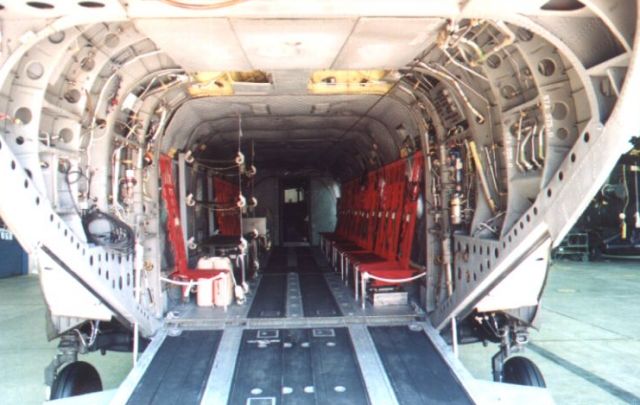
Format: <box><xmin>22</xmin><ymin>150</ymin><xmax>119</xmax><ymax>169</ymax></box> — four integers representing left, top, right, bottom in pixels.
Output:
<box><xmin>45</xmin><ymin>333</ymin><xmax>103</xmax><ymax>400</ymax></box>
<box><xmin>491</xmin><ymin>322</ymin><xmax>546</xmax><ymax>387</ymax></box>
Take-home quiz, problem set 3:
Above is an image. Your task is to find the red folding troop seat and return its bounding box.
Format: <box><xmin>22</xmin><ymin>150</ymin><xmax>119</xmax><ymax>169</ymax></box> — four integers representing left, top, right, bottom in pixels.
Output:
<box><xmin>324</xmin><ymin>169</ymin><xmax>379</xmax><ymax>278</ymax></box>
<box><xmin>320</xmin><ymin>152</ymin><xmax>424</xmax><ymax>305</ymax></box>
<box><xmin>159</xmin><ymin>155</ymin><xmax>237</xmax><ymax>281</ymax></box>
<box><xmin>213</xmin><ymin>177</ymin><xmax>241</xmax><ymax>236</ymax></box>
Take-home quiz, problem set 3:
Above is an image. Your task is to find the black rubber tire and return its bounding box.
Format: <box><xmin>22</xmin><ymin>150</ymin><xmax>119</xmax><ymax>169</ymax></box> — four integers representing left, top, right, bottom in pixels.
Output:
<box><xmin>502</xmin><ymin>356</ymin><xmax>546</xmax><ymax>387</ymax></box>
<box><xmin>50</xmin><ymin>361</ymin><xmax>103</xmax><ymax>399</ymax></box>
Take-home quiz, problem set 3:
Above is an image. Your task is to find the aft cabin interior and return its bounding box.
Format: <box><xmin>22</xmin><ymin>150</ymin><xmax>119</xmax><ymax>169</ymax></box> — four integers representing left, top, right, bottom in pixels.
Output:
<box><xmin>5</xmin><ymin>2</ymin><xmax>637</xmax><ymax>402</ymax></box>
<box><xmin>127</xmin><ymin>65</ymin><xmax>542</xmax><ymax>403</ymax></box>
<box><xmin>151</xmin><ymin>105</ymin><xmax>473</xmax><ymax>404</ymax></box>
<box><xmin>161</xmin><ymin>118</ymin><xmax>428</xmax><ymax>319</ymax></box>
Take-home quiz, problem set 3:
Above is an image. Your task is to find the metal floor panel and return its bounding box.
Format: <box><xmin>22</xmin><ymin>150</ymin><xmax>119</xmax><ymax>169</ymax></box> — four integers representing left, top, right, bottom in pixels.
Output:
<box><xmin>296</xmin><ymin>246</ymin><xmax>331</xmax><ymax>272</ymax></box>
<box><xmin>296</xmin><ymin>255</ymin><xmax>319</xmax><ymax>269</ymax></box>
<box><xmin>294</xmin><ymin>247</ymin><xmax>314</xmax><ymax>257</ymax></box>
<box><xmin>228</xmin><ymin>327</ymin><xmax>370</xmax><ymax>405</ymax></box>
<box><xmin>368</xmin><ymin>326</ymin><xmax>473</xmax><ymax>405</ymax></box>
<box><xmin>299</xmin><ymin>273</ymin><xmax>341</xmax><ymax>317</ymax></box>
<box><xmin>117</xmin><ymin>311</ymin><xmax>544</xmax><ymax>405</ymax></box>
<box><xmin>248</xmin><ymin>274</ymin><xmax>287</xmax><ymax>318</ymax></box>
<box><xmin>267</xmin><ymin>248</ymin><xmax>289</xmax><ymax>268</ymax></box>
<box><xmin>260</xmin><ymin>265</ymin><xmax>292</xmax><ymax>274</ymax></box>
<box><xmin>201</xmin><ymin>327</ymin><xmax>245</xmax><ymax>404</ymax></box>
<box><xmin>126</xmin><ymin>330</ymin><xmax>222</xmax><ymax>405</ymax></box>
<box><xmin>348</xmin><ymin>325</ymin><xmax>399</xmax><ymax>405</ymax></box>
<box><xmin>152</xmin><ymin>249</ymin><xmax>474</xmax><ymax>405</ymax></box>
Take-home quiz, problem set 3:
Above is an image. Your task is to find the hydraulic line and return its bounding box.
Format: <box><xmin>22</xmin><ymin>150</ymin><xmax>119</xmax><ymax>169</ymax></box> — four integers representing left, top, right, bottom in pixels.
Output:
<box><xmin>484</xmin><ymin>145</ymin><xmax>501</xmax><ymax>194</ymax></box>
<box><xmin>514</xmin><ymin>114</ymin><xmax>526</xmax><ymax>172</ymax></box>
<box><xmin>441</xmin><ymin>47</ymin><xmax>489</xmax><ymax>82</ymax></box>
<box><xmin>414</xmin><ymin>63</ymin><xmax>485</xmax><ymax>124</ymax></box>
<box><xmin>530</xmin><ymin>127</ymin><xmax>542</xmax><ymax>169</ymax></box>
<box><xmin>519</xmin><ymin>125</ymin><xmax>535</xmax><ymax>171</ymax></box>
<box><xmin>478</xmin><ymin>21</ymin><xmax>516</xmax><ymax>64</ymax></box>
<box><xmin>467</xmin><ymin>140</ymin><xmax>497</xmax><ymax>214</ymax></box>
<box><xmin>437</xmin><ymin>142</ymin><xmax>454</xmax><ymax>299</ymax></box>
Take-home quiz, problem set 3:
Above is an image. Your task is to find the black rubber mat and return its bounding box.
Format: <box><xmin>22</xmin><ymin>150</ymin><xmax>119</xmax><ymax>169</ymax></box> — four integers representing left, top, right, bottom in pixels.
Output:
<box><xmin>268</xmin><ymin>248</ymin><xmax>289</xmax><ymax>267</ymax></box>
<box><xmin>294</xmin><ymin>246</ymin><xmax>314</xmax><ymax>257</ymax></box>
<box><xmin>263</xmin><ymin>247</ymin><xmax>325</xmax><ymax>272</ymax></box>
<box><xmin>296</xmin><ymin>246</ymin><xmax>333</xmax><ymax>273</ymax></box>
<box><xmin>228</xmin><ymin>328</ymin><xmax>369</xmax><ymax>405</ymax></box>
<box><xmin>311</xmin><ymin>247</ymin><xmax>333</xmax><ymax>269</ymax></box>
<box><xmin>297</xmin><ymin>254</ymin><xmax>318</xmax><ymax>269</ymax></box>
<box><xmin>248</xmin><ymin>274</ymin><xmax>287</xmax><ymax>318</ymax></box>
<box><xmin>368</xmin><ymin>326</ymin><xmax>473</xmax><ymax>405</ymax></box>
<box><xmin>260</xmin><ymin>265</ymin><xmax>291</xmax><ymax>274</ymax></box>
<box><xmin>126</xmin><ymin>330</ymin><xmax>222</xmax><ymax>405</ymax></box>
<box><xmin>299</xmin><ymin>273</ymin><xmax>341</xmax><ymax>317</ymax></box>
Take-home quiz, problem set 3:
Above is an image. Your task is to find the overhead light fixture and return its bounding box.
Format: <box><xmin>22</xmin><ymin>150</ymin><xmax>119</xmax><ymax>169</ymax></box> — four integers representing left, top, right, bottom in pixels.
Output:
<box><xmin>187</xmin><ymin>70</ymin><xmax>271</xmax><ymax>97</ymax></box>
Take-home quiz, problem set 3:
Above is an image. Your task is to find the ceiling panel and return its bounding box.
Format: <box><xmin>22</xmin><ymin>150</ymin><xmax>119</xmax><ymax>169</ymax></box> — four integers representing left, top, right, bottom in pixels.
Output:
<box><xmin>134</xmin><ymin>18</ymin><xmax>251</xmax><ymax>71</ymax></box>
<box><xmin>332</xmin><ymin>17</ymin><xmax>445</xmax><ymax>69</ymax></box>
<box><xmin>231</xmin><ymin>19</ymin><xmax>357</xmax><ymax>70</ymax></box>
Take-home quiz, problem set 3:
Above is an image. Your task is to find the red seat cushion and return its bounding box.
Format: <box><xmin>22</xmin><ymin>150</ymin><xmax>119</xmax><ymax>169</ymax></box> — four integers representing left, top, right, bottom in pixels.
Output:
<box><xmin>347</xmin><ymin>252</ymin><xmax>385</xmax><ymax>265</ymax></box>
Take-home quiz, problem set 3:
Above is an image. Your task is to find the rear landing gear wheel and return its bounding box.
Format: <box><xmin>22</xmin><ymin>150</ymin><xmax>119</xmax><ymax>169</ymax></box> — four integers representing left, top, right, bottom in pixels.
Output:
<box><xmin>502</xmin><ymin>356</ymin><xmax>546</xmax><ymax>388</ymax></box>
<box><xmin>50</xmin><ymin>361</ymin><xmax>102</xmax><ymax>399</ymax></box>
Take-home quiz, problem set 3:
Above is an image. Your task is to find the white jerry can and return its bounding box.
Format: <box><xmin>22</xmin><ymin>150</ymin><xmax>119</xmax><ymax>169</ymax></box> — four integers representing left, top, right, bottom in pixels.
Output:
<box><xmin>196</xmin><ymin>257</ymin><xmax>234</xmax><ymax>307</ymax></box>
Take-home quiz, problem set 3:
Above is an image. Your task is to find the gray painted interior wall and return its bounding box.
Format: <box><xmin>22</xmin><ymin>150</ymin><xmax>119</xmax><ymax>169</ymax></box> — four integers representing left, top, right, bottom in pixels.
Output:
<box><xmin>310</xmin><ymin>178</ymin><xmax>338</xmax><ymax>245</ymax></box>
<box><xmin>253</xmin><ymin>177</ymin><xmax>280</xmax><ymax>245</ymax></box>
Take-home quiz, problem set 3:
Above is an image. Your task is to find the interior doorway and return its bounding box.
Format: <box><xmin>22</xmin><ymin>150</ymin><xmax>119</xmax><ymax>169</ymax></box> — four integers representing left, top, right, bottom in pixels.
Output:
<box><xmin>281</xmin><ymin>179</ymin><xmax>309</xmax><ymax>245</ymax></box>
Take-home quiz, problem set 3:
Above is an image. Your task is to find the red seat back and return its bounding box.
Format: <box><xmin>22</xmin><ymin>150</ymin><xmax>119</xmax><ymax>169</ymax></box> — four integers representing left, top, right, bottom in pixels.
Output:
<box><xmin>395</xmin><ymin>152</ymin><xmax>424</xmax><ymax>267</ymax></box>
<box><xmin>372</xmin><ymin>158</ymin><xmax>407</xmax><ymax>260</ymax></box>
<box><xmin>214</xmin><ymin>177</ymin><xmax>241</xmax><ymax>236</ymax></box>
<box><xmin>332</xmin><ymin>151</ymin><xmax>425</xmax><ymax>266</ymax></box>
